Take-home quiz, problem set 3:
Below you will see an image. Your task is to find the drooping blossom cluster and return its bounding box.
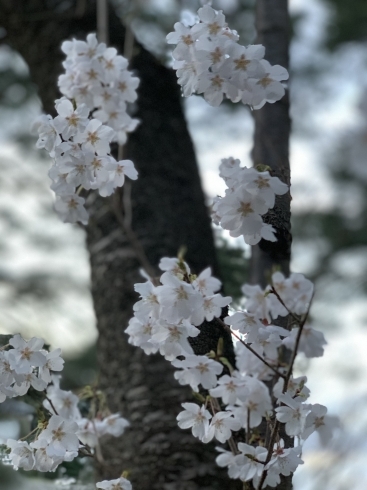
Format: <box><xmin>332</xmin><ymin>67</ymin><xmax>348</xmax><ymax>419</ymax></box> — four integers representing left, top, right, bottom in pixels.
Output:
<box><xmin>127</xmin><ymin>257</ymin><xmax>339</xmax><ymax>488</ymax></box>
<box><xmin>212</xmin><ymin>157</ymin><xmax>288</xmax><ymax>245</ymax></box>
<box><xmin>126</xmin><ymin>258</ymin><xmax>232</xmax><ymax>360</ymax></box>
<box><xmin>167</xmin><ymin>5</ymin><xmax>289</xmax><ymax>108</ymax></box>
<box><xmin>32</xmin><ymin>33</ymin><xmax>139</xmax><ymax>225</ymax></box>
<box><xmin>2</xmin><ymin>336</ymin><xmax>130</xmax><ymax>481</ymax></box>
<box><xmin>0</xmin><ymin>334</ymin><xmax>64</xmax><ymax>403</ymax></box>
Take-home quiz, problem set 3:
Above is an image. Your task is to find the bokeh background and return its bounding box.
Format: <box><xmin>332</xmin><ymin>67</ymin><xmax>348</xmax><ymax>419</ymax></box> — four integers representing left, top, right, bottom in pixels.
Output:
<box><xmin>1</xmin><ymin>0</ymin><xmax>367</xmax><ymax>488</ymax></box>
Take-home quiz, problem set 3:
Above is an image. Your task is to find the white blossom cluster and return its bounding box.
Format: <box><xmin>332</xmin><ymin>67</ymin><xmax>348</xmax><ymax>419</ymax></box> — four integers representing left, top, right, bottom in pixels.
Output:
<box><xmin>166</xmin><ymin>5</ymin><xmax>289</xmax><ymax>108</ymax></box>
<box><xmin>32</xmin><ymin>33</ymin><xmax>139</xmax><ymax>225</ymax></box>
<box><xmin>0</xmin><ymin>334</ymin><xmax>64</xmax><ymax>403</ymax></box>
<box><xmin>127</xmin><ymin>258</ymin><xmax>339</xmax><ymax>488</ymax></box>
<box><xmin>126</xmin><ymin>257</ymin><xmax>232</xmax><ymax>360</ymax></box>
<box><xmin>212</xmin><ymin>157</ymin><xmax>288</xmax><ymax>245</ymax></box>
<box><xmin>4</xmin><ymin>351</ymin><xmax>129</xmax><ymax>475</ymax></box>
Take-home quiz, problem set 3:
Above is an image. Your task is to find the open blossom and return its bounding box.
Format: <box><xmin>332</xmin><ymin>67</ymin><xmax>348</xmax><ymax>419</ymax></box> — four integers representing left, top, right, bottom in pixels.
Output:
<box><xmin>192</xmin><ymin>267</ymin><xmax>221</xmax><ymax>295</ymax></box>
<box><xmin>125</xmin><ymin>312</ymin><xmax>158</xmax><ymax>355</ymax></box>
<box><xmin>32</xmin><ymin>114</ymin><xmax>61</xmax><ymax>156</ymax></box>
<box><xmin>225</xmin><ymin>311</ymin><xmax>263</xmax><ymax>342</ymax></box>
<box><xmin>156</xmin><ymin>273</ymin><xmax>203</xmax><ymax>323</ymax></box>
<box><xmin>177</xmin><ymin>403</ymin><xmax>211</xmax><ymax>439</ymax></box>
<box><xmin>302</xmin><ymin>404</ymin><xmax>340</xmax><ymax>444</ymax></box>
<box><xmin>209</xmin><ymin>372</ymin><xmax>248</xmax><ymax>405</ymax></box>
<box><xmin>99</xmin><ymin>159</ymin><xmax>138</xmax><ymax>197</ymax></box>
<box><xmin>282</xmin><ymin>325</ymin><xmax>326</xmax><ymax>358</ymax></box>
<box><xmin>245</xmin><ymin>60</ymin><xmax>289</xmax><ymax>109</ymax></box>
<box><xmin>202</xmin><ymin>411</ymin><xmax>241</xmax><ymax>443</ymax></box>
<box><xmin>267</xmin><ymin>440</ymin><xmax>303</xmax><ymax>477</ymax></box>
<box><xmin>74</xmin><ymin>119</ymin><xmax>114</xmax><ymax>155</ymax></box>
<box><xmin>30</xmin><ymin>438</ymin><xmax>64</xmax><ymax>472</ymax></box>
<box><xmin>44</xmin><ymin>382</ymin><xmax>81</xmax><ymax>420</ymax></box>
<box><xmin>159</xmin><ymin>257</ymin><xmax>190</xmax><ymax>277</ymax></box>
<box><xmin>39</xmin><ymin>349</ymin><xmax>64</xmax><ymax>383</ymax></box>
<box><xmin>167</xmin><ymin>5</ymin><xmax>288</xmax><ymax>109</ymax></box>
<box><xmin>9</xmin><ymin>334</ymin><xmax>46</xmax><ymax>374</ymax></box>
<box><xmin>172</xmin><ymin>355</ymin><xmax>223</xmax><ymax>391</ymax></box>
<box><xmin>77</xmin><ymin>413</ymin><xmax>130</xmax><ymax>447</ymax></box>
<box><xmin>237</xmin><ymin>443</ymin><xmax>267</xmax><ymax>481</ymax></box>
<box><xmin>275</xmin><ymin>394</ymin><xmax>310</xmax><ymax>436</ymax></box>
<box><xmin>53</xmin><ymin>99</ymin><xmax>89</xmax><ymax>140</ymax></box>
<box><xmin>39</xmin><ymin>415</ymin><xmax>79</xmax><ymax>457</ymax></box>
<box><xmin>6</xmin><ymin>440</ymin><xmax>35</xmax><ymax>471</ymax></box>
<box><xmin>54</xmin><ymin>194</ymin><xmax>89</xmax><ymax>225</ymax></box>
<box><xmin>190</xmin><ymin>293</ymin><xmax>231</xmax><ymax>325</ymax></box>
<box><xmin>151</xmin><ymin>319</ymin><xmax>199</xmax><ymax>360</ymax></box>
<box><xmin>216</xmin><ymin>448</ymin><xmax>246</xmax><ymax>480</ymax></box>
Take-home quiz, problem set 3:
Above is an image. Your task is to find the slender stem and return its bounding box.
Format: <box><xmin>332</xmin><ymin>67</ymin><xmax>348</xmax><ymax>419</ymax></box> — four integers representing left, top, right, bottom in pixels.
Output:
<box><xmin>112</xmin><ymin>192</ymin><xmax>157</xmax><ymax>281</ymax></box>
<box><xmin>79</xmin><ymin>448</ymin><xmax>94</xmax><ymax>458</ymax></box>
<box><xmin>270</xmin><ymin>287</ymin><xmax>300</xmax><ymax>324</ymax></box>
<box><xmin>217</xmin><ymin>318</ymin><xmax>285</xmax><ymax>379</ymax></box>
<box><xmin>123</xmin><ymin>20</ymin><xmax>135</xmax><ymax>60</ymax></box>
<box><xmin>228</xmin><ymin>436</ymin><xmax>239</xmax><ymax>455</ymax></box>
<box><xmin>246</xmin><ymin>409</ymin><xmax>250</xmax><ymax>444</ymax></box>
<box><xmin>282</xmin><ymin>293</ymin><xmax>314</xmax><ymax>392</ymax></box>
<box><xmin>118</xmin><ymin>144</ymin><xmax>123</xmax><ymax>161</ymax></box>
<box><xmin>19</xmin><ymin>426</ymin><xmax>39</xmax><ymax>441</ymax></box>
<box><xmin>97</xmin><ymin>0</ymin><xmax>109</xmax><ymax>44</ymax></box>
<box><xmin>256</xmin><ymin>420</ymin><xmax>279</xmax><ymax>490</ymax></box>
<box><xmin>92</xmin><ymin>418</ymin><xmax>105</xmax><ymax>464</ymax></box>
<box><xmin>122</xmin><ymin>181</ymin><xmax>132</xmax><ymax>229</ymax></box>
<box><xmin>0</xmin><ymin>344</ymin><xmax>9</xmax><ymax>351</ymax></box>
<box><xmin>45</xmin><ymin>395</ymin><xmax>59</xmax><ymax>416</ymax></box>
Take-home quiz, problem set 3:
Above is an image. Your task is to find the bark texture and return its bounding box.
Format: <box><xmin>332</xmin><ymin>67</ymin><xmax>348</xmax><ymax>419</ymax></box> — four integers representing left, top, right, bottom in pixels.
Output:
<box><xmin>251</xmin><ymin>2</ymin><xmax>293</xmax><ymax>490</ymax></box>
<box><xmin>251</xmin><ymin>0</ymin><xmax>292</xmax><ymax>288</ymax></box>
<box><xmin>0</xmin><ymin>1</ymin><xmax>241</xmax><ymax>488</ymax></box>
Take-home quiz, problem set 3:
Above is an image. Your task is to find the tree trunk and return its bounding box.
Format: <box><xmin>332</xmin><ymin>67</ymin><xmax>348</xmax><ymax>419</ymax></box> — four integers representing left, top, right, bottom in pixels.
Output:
<box><xmin>251</xmin><ymin>0</ymin><xmax>292</xmax><ymax>288</ymax></box>
<box><xmin>0</xmin><ymin>1</ymin><xmax>240</xmax><ymax>488</ymax></box>
<box><xmin>251</xmin><ymin>2</ymin><xmax>293</xmax><ymax>489</ymax></box>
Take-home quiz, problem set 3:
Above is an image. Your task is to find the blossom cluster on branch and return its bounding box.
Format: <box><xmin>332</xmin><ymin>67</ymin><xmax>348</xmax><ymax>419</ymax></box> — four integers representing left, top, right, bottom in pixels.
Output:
<box><xmin>212</xmin><ymin>157</ymin><xmax>289</xmax><ymax>244</ymax></box>
<box><xmin>167</xmin><ymin>5</ymin><xmax>289</xmax><ymax>108</ymax></box>
<box><xmin>1</xmin><ymin>334</ymin><xmax>130</xmax><ymax>488</ymax></box>
<box><xmin>127</xmin><ymin>258</ymin><xmax>339</xmax><ymax>488</ymax></box>
<box><xmin>23</xmin><ymin>3</ymin><xmax>338</xmax><ymax>488</ymax></box>
<box><xmin>32</xmin><ymin>33</ymin><xmax>139</xmax><ymax>225</ymax></box>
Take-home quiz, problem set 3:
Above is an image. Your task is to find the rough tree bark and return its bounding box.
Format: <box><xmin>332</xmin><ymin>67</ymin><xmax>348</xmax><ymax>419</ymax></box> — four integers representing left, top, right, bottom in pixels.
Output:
<box><xmin>251</xmin><ymin>2</ymin><xmax>293</xmax><ymax>490</ymax></box>
<box><xmin>0</xmin><ymin>1</ymin><xmax>240</xmax><ymax>488</ymax></box>
<box><xmin>251</xmin><ymin>0</ymin><xmax>292</xmax><ymax>288</ymax></box>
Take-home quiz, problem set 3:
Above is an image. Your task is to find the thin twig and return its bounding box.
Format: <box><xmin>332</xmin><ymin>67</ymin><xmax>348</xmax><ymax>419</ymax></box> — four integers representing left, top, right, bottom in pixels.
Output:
<box><xmin>270</xmin><ymin>287</ymin><xmax>300</xmax><ymax>324</ymax></box>
<box><xmin>122</xmin><ymin>180</ymin><xmax>132</xmax><ymax>229</ymax></box>
<box><xmin>97</xmin><ymin>0</ymin><xmax>109</xmax><ymax>44</ymax></box>
<box><xmin>19</xmin><ymin>426</ymin><xmax>39</xmax><ymax>441</ymax></box>
<box><xmin>216</xmin><ymin>318</ymin><xmax>285</xmax><ymax>379</ymax></box>
<box><xmin>256</xmin><ymin>420</ymin><xmax>279</xmax><ymax>490</ymax></box>
<box><xmin>282</xmin><ymin>292</ymin><xmax>314</xmax><ymax>392</ymax></box>
<box><xmin>92</xmin><ymin>418</ymin><xmax>105</xmax><ymax>464</ymax></box>
<box><xmin>45</xmin><ymin>396</ymin><xmax>59</xmax><ymax>416</ymax></box>
<box><xmin>246</xmin><ymin>409</ymin><xmax>250</xmax><ymax>444</ymax></box>
<box><xmin>257</xmin><ymin>294</ymin><xmax>315</xmax><ymax>489</ymax></box>
<box><xmin>112</xmin><ymin>192</ymin><xmax>157</xmax><ymax>281</ymax></box>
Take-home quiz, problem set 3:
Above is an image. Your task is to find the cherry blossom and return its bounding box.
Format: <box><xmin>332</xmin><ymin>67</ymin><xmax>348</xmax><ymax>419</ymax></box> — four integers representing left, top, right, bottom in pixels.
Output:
<box><xmin>172</xmin><ymin>355</ymin><xmax>223</xmax><ymax>391</ymax></box>
<box><xmin>177</xmin><ymin>403</ymin><xmax>211</xmax><ymax>439</ymax></box>
<box><xmin>202</xmin><ymin>411</ymin><xmax>241</xmax><ymax>443</ymax></box>
<box><xmin>167</xmin><ymin>5</ymin><xmax>289</xmax><ymax>110</ymax></box>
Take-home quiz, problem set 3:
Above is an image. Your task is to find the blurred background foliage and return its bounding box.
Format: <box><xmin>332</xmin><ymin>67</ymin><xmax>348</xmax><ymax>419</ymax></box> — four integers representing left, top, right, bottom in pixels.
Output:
<box><xmin>1</xmin><ymin>0</ymin><xmax>367</xmax><ymax>488</ymax></box>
